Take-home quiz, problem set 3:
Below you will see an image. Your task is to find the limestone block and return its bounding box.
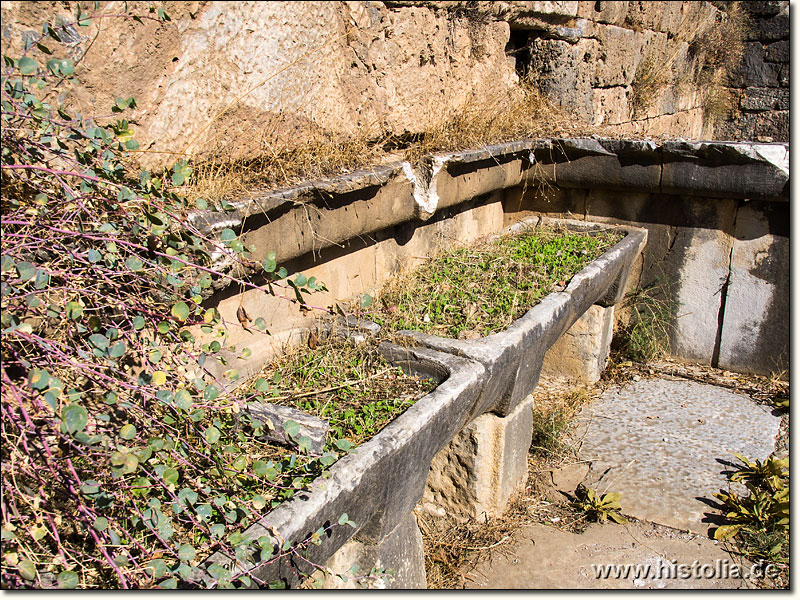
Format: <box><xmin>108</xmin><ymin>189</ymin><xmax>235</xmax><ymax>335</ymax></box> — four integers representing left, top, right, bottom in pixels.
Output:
<box><xmin>718</xmin><ymin>201</ymin><xmax>789</xmax><ymax>375</ymax></box>
<box><xmin>583</xmin><ymin>190</ymin><xmax>739</xmax><ymax>365</ymax></box>
<box><xmin>661</xmin><ymin>141</ymin><xmax>789</xmax><ymax>200</ymax></box>
<box><xmin>317</xmin><ymin>512</ymin><xmax>426</xmax><ymax>589</ymax></box>
<box><xmin>577</xmin><ymin>1</ymin><xmax>629</xmax><ymax>25</ymax></box>
<box><xmin>740</xmin><ymin>87</ymin><xmax>789</xmax><ymax>111</ymax></box>
<box><xmin>528</xmin><ymin>38</ymin><xmax>595</xmax><ymax>121</ymax></box>
<box><xmin>541</xmin><ymin>305</ymin><xmax>614</xmax><ymax>384</ymax></box>
<box><xmin>591</xmin><ymin>86</ymin><xmax>629</xmax><ymax>126</ymax></box>
<box><xmin>592</xmin><ymin>24</ymin><xmax>649</xmax><ymax>87</ymax></box>
<box><xmin>739</xmin><ymin>42</ymin><xmax>780</xmax><ymax>88</ymax></box>
<box><xmin>420</xmin><ymin>396</ymin><xmax>534</xmax><ymax>520</ymax></box>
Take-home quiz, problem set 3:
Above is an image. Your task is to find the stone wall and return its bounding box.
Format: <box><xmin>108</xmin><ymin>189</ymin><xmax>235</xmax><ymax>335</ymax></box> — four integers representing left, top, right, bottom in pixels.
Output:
<box><xmin>1</xmin><ymin>1</ymin><xmax>781</xmax><ymax>173</ymax></box>
<box><xmin>714</xmin><ymin>1</ymin><xmax>789</xmax><ymax>142</ymax></box>
<box><xmin>504</xmin><ymin>139</ymin><xmax>789</xmax><ymax>375</ymax></box>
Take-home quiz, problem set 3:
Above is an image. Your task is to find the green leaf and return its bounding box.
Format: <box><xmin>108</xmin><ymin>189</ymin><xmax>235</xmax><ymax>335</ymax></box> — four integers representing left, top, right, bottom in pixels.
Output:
<box><xmin>108</xmin><ymin>341</ymin><xmax>127</xmax><ymax>358</ymax></box>
<box><xmin>338</xmin><ymin>513</ymin><xmax>351</xmax><ymax>526</ymax></box>
<box><xmin>65</xmin><ymin>301</ymin><xmax>84</xmax><ymax>320</ymax></box>
<box><xmin>18</xmin><ymin>56</ymin><xmax>38</xmax><ymax>75</ymax></box>
<box><xmin>29</xmin><ymin>368</ymin><xmax>50</xmax><ymax>391</ymax></box>
<box><xmin>162</xmin><ymin>468</ymin><xmax>179</xmax><ymax>485</ymax></box>
<box><xmin>204</xmin><ymin>426</ymin><xmax>221</xmax><ymax>445</ymax></box>
<box><xmin>174</xmin><ymin>389</ymin><xmax>193</xmax><ymax>410</ymax></box>
<box><xmin>220</xmin><ymin>228</ymin><xmax>236</xmax><ymax>242</ymax></box>
<box><xmin>88</xmin><ymin>333</ymin><xmax>109</xmax><ymax>351</ymax></box>
<box><xmin>125</xmin><ymin>256</ymin><xmax>144</xmax><ymax>271</ymax></box>
<box><xmin>254</xmin><ymin>317</ymin><xmax>267</xmax><ymax>331</ymax></box>
<box><xmin>294</xmin><ymin>273</ymin><xmax>307</xmax><ymax>287</ymax></box>
<box><xmin>120</xmin><ymin>424</ymin><xmax>137</xmax><ymax>440</ymax></box>
<box><xmin>93</xmin><ymin>516</ymin><xmax>109</xmax><ymax>532</ymax></box>
<box><xmin>283</xmin><ymin>420</ymin><xmax>300</xmax><ymax>440</ymax></box>
<box><xmin>263</xmin><ymin>251</ymin><xmax>277</xmax><ymax>273</ymax></box>
<box><xmin>18</xmin><ymin>558</ymin><xmax>37</xmax><ymax>581</ymax></box>
<box><xmin>171</xmin><ymin>301</ymin><xmax>190</xmax><ymax>321</ymax></box>
<box><xmin>16</xmin><ymin>261</ymin><xmax>36</xmax><ymax>281</ymax></box>
<box><xmin>62</xmin><ymin>404</ymin><xmax>88</xmax><ymax>434</ymax></box>
<box><xmin>178</xmin><ymin>544</ymin><xmax>196</xmax><ymax>562</ymax></box>
<box><xmin>360</xmin><ymin>293</ymin><xmax>373</xmax><ymax>309</ymax></box>
<box><xmin>334</xmin><ymin>439</ymin><xmax>353</xmax><ymax>452</ymax></box>
<box><xmin>147</xmin><ymin>559</ymin><xmax>167</xmax><ymax>579</ymax></box>
<box><xmin>713</xmin><ymin>524</ymin><xmax>743</xmax><ymax>541</ymax></box>
<box><xmin>57</xmin><ymin>570</ymin><xmax>79</xmax><ymax>589</ymax></box>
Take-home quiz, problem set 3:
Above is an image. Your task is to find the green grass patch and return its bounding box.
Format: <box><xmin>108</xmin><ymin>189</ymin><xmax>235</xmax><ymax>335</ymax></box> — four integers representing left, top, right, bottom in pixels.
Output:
<box><xmin>369</xmin><ymin>225</ymin><xmax>623</xmax><ymax>339</ymax></box>
<box><xmin>252</xmin><ymin>335</ymin><xmax>437</xmax><ymax>449</ymax></box>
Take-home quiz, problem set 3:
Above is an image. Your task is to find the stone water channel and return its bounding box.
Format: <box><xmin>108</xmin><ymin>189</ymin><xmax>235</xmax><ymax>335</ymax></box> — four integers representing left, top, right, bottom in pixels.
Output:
<box><xmin>192</xmin><ymin>138</ymin><xmax>788</xmax><ymax>588</ymax></box>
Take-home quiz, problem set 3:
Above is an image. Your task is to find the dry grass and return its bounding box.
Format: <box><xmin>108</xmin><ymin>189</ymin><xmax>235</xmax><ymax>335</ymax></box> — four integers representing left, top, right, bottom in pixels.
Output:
<box><xmin>182</xmin><ymin>77</ymin><xmax>603</xmax><ymax>205</ymax></box>
<box><xmin>629</xmin><ymin>2</ymin><xmax>747</xmax><ymax>121</ymax></box>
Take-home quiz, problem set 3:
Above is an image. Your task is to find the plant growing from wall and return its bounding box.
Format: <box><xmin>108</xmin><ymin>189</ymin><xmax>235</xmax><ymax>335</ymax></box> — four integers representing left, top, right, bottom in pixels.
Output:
<box><xmin>0</xmin><ymin>4</ymin><xmax>349</xmax><ymax>589</ymax></box>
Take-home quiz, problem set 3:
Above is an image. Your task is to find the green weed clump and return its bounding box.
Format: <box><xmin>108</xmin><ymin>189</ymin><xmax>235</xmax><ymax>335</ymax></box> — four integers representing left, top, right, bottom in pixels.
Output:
<box><xmin>713</xmin><ymin>454</ymin><xmax>789</xmax><ymax>566</ymax></box>
<box><xmin>251</xmin><ymin>335</ymin><xmax>437</xmax><ymax>448</ymax></box>
<box><xmin>614</xmin><ymin>276</ymin><xmax>675</xmax><ymax>363</ymax></box>
<box><xmin>370</xmin><ymin>226</ymin><xmax>623</xmax><ymax>339</ymax></box>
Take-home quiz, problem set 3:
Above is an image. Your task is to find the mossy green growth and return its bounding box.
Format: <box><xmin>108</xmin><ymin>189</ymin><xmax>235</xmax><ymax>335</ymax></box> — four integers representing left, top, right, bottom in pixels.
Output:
<box><xmin>372</xmin><ymin>225</ymin><xmax>623</xmax><ymax>338</ymax></box>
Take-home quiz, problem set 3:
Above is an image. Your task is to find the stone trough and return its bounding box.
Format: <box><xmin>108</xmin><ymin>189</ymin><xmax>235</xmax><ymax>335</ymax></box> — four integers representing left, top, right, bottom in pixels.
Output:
<box><xmin>203</xmin><ymin>218</ymin><xmax>647</xmax><ymax>588</ymax></box>
<box><xmin>194</xmin><ymin>135</ymin><xmax>786</xmax><ymax>588</ymax></box>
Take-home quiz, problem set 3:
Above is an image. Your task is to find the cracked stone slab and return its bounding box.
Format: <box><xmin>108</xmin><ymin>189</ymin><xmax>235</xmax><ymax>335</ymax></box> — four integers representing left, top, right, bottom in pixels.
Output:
<box><xmin>572</xmin><ymin>378</ymin><xmax>781</xmax><ymax>533</ymax></box>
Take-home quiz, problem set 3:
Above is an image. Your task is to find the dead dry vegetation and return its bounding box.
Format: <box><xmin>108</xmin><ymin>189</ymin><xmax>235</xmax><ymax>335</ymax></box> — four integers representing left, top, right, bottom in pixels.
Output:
<box><xmin>183</xmin><ymin>78</ymin><xmax>607</xmax><ymax>205</ymax></box>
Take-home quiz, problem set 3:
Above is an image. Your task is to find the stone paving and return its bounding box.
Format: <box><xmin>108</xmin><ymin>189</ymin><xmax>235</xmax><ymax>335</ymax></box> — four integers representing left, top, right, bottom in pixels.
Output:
<box><xmin>463</xmin><ymin>377</ymin><xmax>783</xmax><ymax>589</ymax></box>
<box><xmin>573</xmin><ymin>378</ymin><xmax>781</xmax><ymax>533</ymax></box>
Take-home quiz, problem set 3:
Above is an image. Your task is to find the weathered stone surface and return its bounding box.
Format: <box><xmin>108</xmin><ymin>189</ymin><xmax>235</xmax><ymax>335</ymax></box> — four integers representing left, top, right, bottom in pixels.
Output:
<box><xmin>746</xmin><ymin>13</ymin><xmax>789</xmax><ymax>42</ymax></box>
<box><xmin>541</xmin><ymin>304</ymin><xmax>614</xmax><ymax>384</ymax></box>
<box><xmin>528</xmin><ymin>38</ymin><xmax>595</xmax><ymax>121</ymax></box>
<box><xmin>420</xmin><ymin>395</ymin><xmax>534</xmax><ymax>520</ymax></box>
<box><xmin>317</xmin><ymin>512</ymin><xmax>426</xmax><ymax>589</ymax></box>
<box><xmin>718</xmin><ymin>201</ymin><xmax>789</xmax><ymax>375</ymax></box>
<box><xmin>464</xmin><ymin>521</ymin><xmax>747</xmax><ymax>589</ymax></box>
<box><xmin>247</xmin><ymin>402</ymin><xmax>329</xmax><ymax>455</ymax></box>
<box><xmin>739</xmin><ymin>87</ymin><xmax>789</xmax><ymax>111</ymax></box>
<box><xmin>670</xmin><ymin>219</ymin><xmax>736</xmax><ymax>363</ymax></box>
<box><xmin>573</xmin><ymin>378</ymin><xmax>781</xmax><ymax>533</ymax></box>
<box><xmin>577</xmin><ymin>1</ymin><xmax>629</xmax><ymax>25</ymax></box>
<box><xmin>660</xmin><ymin>141</ymin><xmax>789</xmax><ymax>200</ymax></box>
<box><xmin>763</xmin><ymin>39</ymin><xmax>789</xmax><ymax>62</ymax></box>
<box><xmin>738</xmin><ymin>42</ymin><xmax>780</xmax><ymax>88</ymax></box>
<box><xmin>548</xmin><ymin>137</ymin><xmax>662</xmax><ymax>192</ymax></box>
<box><xmin>204</xmin><ymin>344</ymin><xmax>485</xmax><ymax>587</ymax></box>
<box><xmin>591</xmin><ymin>86</ymin><xmax>629</xmax><ymax>126</ymax></box>
<box><xmin>550</xmin><ymin>462</ymin><xmax>589</xmax><ymax>493</ymax></box>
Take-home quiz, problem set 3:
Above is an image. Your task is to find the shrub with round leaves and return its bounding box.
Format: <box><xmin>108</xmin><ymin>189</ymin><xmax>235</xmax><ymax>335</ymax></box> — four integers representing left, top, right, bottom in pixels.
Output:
<box><xmin>0</xmin><ymin>5</ymin><xmax>341</xmax><ymax>590</ymax></box>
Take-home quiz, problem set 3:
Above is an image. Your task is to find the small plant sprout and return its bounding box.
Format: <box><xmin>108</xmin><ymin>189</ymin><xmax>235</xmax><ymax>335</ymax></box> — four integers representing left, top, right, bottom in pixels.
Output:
<box><xmin>571</xmin><ymin>485</ymin><xmax>628</xmax><ymax>524</ymax></box>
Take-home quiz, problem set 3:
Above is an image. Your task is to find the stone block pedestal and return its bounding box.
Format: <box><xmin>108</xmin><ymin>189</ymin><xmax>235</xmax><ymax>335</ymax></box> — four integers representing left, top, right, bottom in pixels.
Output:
<box><xmin>315</xmin><ymin>512</ymin><xmax>426</xmax><ymax>589</ymax></box>
<box><xmin>541</xmin><ymin>304</ymin><xmax>614</xmax><ymax>384</ymax></box>
<box><xmin>419</xmin><ymin>395</ymin><xmax>534</xmax><ymax>520</ymax></box>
